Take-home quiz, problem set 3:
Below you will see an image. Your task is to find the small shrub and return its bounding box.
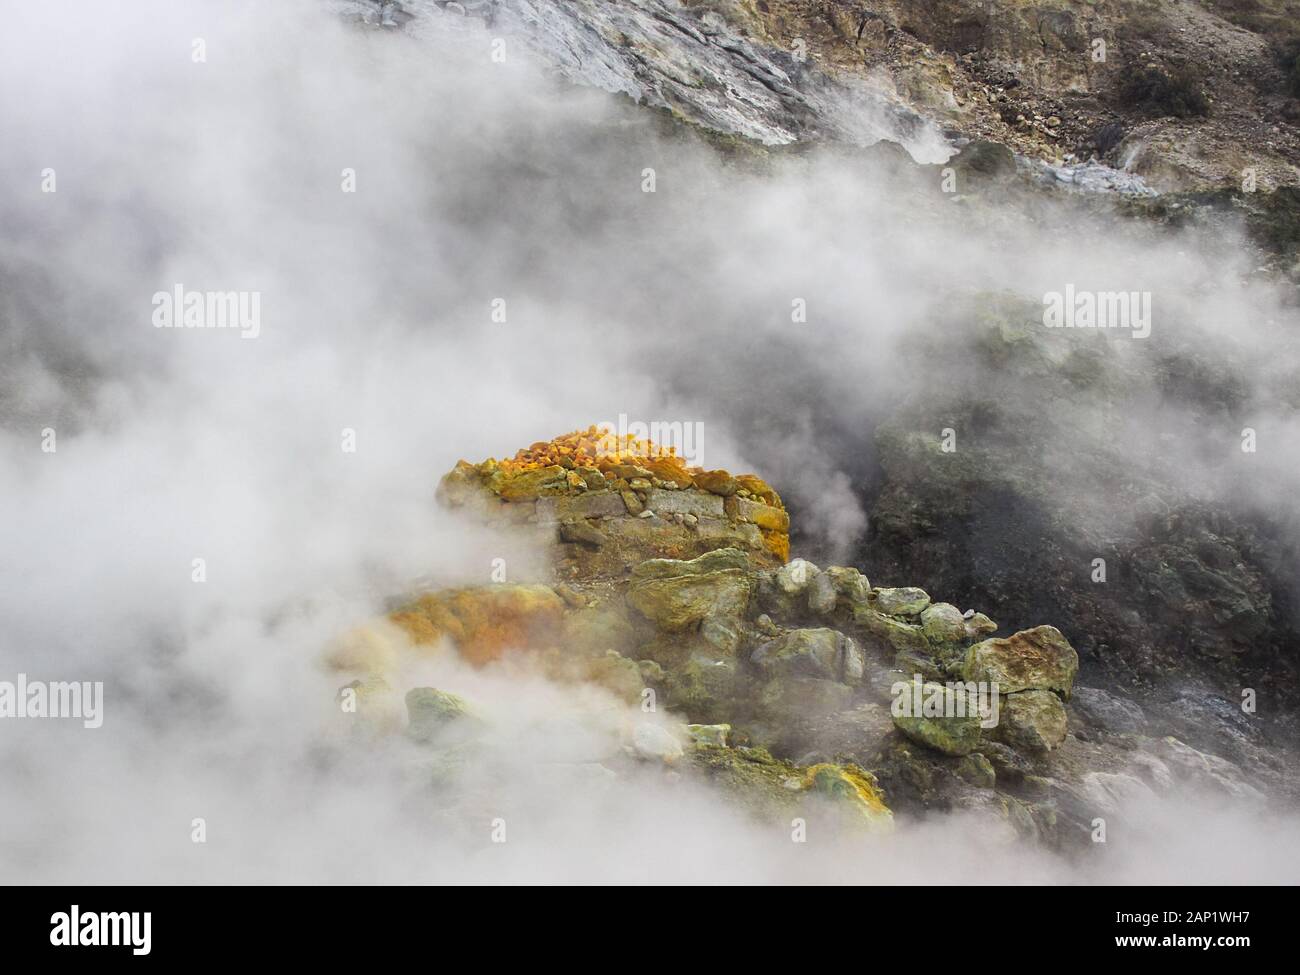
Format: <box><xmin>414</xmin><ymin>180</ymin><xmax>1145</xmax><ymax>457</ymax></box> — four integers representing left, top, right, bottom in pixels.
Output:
<box><xmin>1119</xmin><ymin>63</ymin><xmax>1210</xmax><ymax>118</ymax></box>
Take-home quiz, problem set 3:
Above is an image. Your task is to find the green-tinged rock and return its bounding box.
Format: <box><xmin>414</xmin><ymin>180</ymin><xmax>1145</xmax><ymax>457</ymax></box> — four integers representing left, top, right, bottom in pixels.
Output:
<box><xmin>891</xmin><ymin>682</ymin><xmax>984</xmax><ymax>756</ymax></box>
<box><xmin>874</xmin><ymin>587</ymin><xmax>931</xmax><ymax>617</ymax></box>
<box><xmin>665</xmin><ymin>654</ymin><xmax>741</xmax><ymax>723</ymax></box>
<box><xmin>807</xmin><ymin>572</ymin><xmax>838</xmax><ymax>615</ymax></box>
<box><xmin>686</xmin><ymin>744</ymin><xmax>802</xmax><ymax>816</ymax></box>
<box><xmin>994</xmin><ymin>689</ymin><xmax>1068</xmax><ymax>754</ymax></box>
<box><xmin>956</xmin><ymin>752</ymin><xmax>997</xmax><ymax>789</ymax></box>
<box><xmin>627</xmin><ymin>548</ymin><xmax>755</xmax><ymax>632</ymax></box>
<box><xmin>894</xmin><ymin>647</ymin><xmax>946</xmax><ymax>682</ymax></box>
<box><xmin>965</xmin><ymin>612</ymin><xmax>998</xmax><ymax>639</ymax></box>
<box><xmin>803</xmin><ymin>763</ymin><xmax>894</xmax><ymax>833</ymax></box>
<box><xmin>701</xmin><ymin>616</ymin><xmax>743</xmax><ymax>655</ymax></box>
<box><xmin>921</xmin><ymin>602</ymin><xmax>968</xmax><ymax>643</ymax></box>
<box><xmin>687</xmin><ymin>723</ymin><xmax>731</xmax><ymax>746</ymax></box>
<box><xmin>855</xmin><ymin>605</ymin><xmax>930</xmax><ymax>656</ymax></box>
<box><xmin>582</xmin><ymin>650</ymin><xmax>645</xmax><ymax>703</ymax></box>
<box><xmin>405</xmin><ymin>687</ymin><xmax>479</xmax><ymax>744</ymax></box>
<box><xmin>825</xmin><ymin>566</ymin><xmax>871</xmax><ymax>607</ymax></box>
<box><xmin>963</xmin><ymin>625</ymin><xmax>1079</xmax><ymax>697</ymax></box>
<box><xmin>751</xmin><ymin>627</ymin><xmax>865</xmax><ymax>686</ymax></box>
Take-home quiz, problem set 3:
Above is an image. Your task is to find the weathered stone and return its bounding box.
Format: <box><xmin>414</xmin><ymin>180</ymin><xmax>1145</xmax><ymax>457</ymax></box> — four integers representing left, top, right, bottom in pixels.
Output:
<box><xmin>620</xmin><ymin>489</ymin><xmax>644</xmax><ymax>515</ymax></box>
<box><xmin>854</xmin><ymin>605</ymin><xmax>930</xmax><ymax>656</ymax></box>
<box><xmin>751</xmin><ymin>628</ymin><xmax>864</xmax><ymax>686</ymax></box>
<box><xmin>536</xmin><ymin>492</ymin><xmax>625</xmax><ymax>522</ymax></box>
<box><xmin>1078</xmin><ymin>772</ymin><xmax>1156</xmax><ymax>814</ymax></box>
<box><xmin>665</xmin><ymin>654</ymin><xmax>740</xmax><ymax>723</ymax></box>
<box><xmin>643</xmin><ymin>457</ymin><xmax>695</xmax><ymax>488</ymax></box>
<box><xmin>730</xmin><ymin>495</ymin><xmax>790</xmax><ymax>531</ymax></box>
<box><xmin>891</xmin><ymin>682</ymin><xmax>984</xmax><ymax>756</ymax></box>
<box><xmin>628</xmin><ymin>556</ymin><xmax>753</xmax><ymax>629</ymax></box>
<box><xmin>775</xmin><ymin>558</ymin><xmax>820</xmax><ymax>595</ymax></box>
<box><xmin>964</xmin><ymin>613</ymin><xmax>998</xmax><ymax>640</ymax></box>
<box><xmin>687</xmin><ymin>723</ymin><xmax>731</xmax><ymax>746</ymax></box>
<box><xmin>405</xmin><ymin>688</ymin><xmax>477</xmax><ymax>743</ymax></box>
<box><xmin>701</xmin><ymin>616</ymin><xmax>743</xmax><ymax>655</ymax></box>
<box><xmin>894</xmin><ymin>647</ymin><xmax>946</xmax><ymax>682</ymax></box>
<box><xmin>825</xmin><ymin>566</ymin><xmax>871</xmax><ymax>606</ymax></box>
<box><xmin>921</xmin><ymin>602</ymin><xmax>968</xmax><ymax>643</ymax></box>
<box><xmin>644</xmin><ymin>488</ymin><xmax>725</xmax><ymax>519</ymax></box>
<box><xmin>693</xmin><ymin>517</ymin><xmax>766</xmax><ymax>551</ymax></box>
<box><xmin>559</xmin><ymin>520</ymin><xmax>608</xmax><ymax>548</ymax></box>
<box><xmin>493</xmin><ymin>465</ymin><xmax>569</xmax><ymax>501</ymax></box>
<box><xmin>1069</xmin><ymin>686</ymin><xmax>1147</xmax><ymax>735</ymax></box>
<box><xmin>995</xmin><ymin>689</ymin><xmax>1068</xmax><ymax>754</ymax></box>
<box><xmin>874</xmin><ymin>587</ymin><xmax>931</xmax><ymax>617</ymax></box>
<box><xmin>1150</xmin><ymin>737</ymin><xmax>1265</xmax><ymax>802</ymax></box>
<box><xmin>807</xmin><ymin>572</ymin><xmax>838</xmax><ymax>615</ymax></box>
<box><xmin>693</xmin><ymin>470</ymin><xmax>739</xmax><ymax>496</ymax></box>
<box><xmin>735</xmin><ymin>474</ymin><xmax>782</xmax><ymax>507</ymax></box>
<box><xmin>963</xmin><ymin>625</ymin><xmax>1079</xmax><ymax>697</ymax></box>
<box><xmin>632</xmin><ymin>722</ymin><xmax>684</xmax><ymax>763</ymax></box>
<box><xmin>956</xmin><ymin>752</ymin><xmax>997</xmax><ymax>789</ymax></box>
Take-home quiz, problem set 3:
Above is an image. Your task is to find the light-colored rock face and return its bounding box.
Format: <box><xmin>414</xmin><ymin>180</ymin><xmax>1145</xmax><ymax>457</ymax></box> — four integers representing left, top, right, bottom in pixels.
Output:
<box><xmin>963</xmin><ymin>625</ymin><xmax>1079</xmax><ymax>697</ymax></box>
<box><xmin>359</xmin><ymin>0</ymin><xmax>949</xmax><ymax>157</ymax></box>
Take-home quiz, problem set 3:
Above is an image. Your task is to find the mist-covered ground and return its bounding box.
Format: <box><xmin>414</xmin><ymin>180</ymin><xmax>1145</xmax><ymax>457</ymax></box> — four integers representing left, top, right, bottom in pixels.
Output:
<box><xmin>1</xmin><ymin>0</ymin><xmax>1298</xmax><ymax>883</ymax></box>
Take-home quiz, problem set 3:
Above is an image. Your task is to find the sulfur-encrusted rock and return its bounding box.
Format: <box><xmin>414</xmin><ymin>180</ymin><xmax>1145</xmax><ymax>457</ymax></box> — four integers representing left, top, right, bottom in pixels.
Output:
<box><xmin>627</xmin><ymin>548</ymin><xmax>754</xmax><ymax>632</ymax></box>
<box><xmin>389</xmin><ymin>584</ymin><xmax>567</xmax><ymax>666</ymax></box>
<box><xmin>963</xmin><ymin>625</ymin><xmax>1079</xmax><ymax>697</ymax></box>
<box><xmin>437</xmin><ymin>430</ymin><xmax>790</xmax><ymax>575</ymax></box>
<box><xmin>803</xmin><ymin>763</ymin><xmax>894</xmax><ymax>833</ymax></box>
<box><xmin>693</xmin><ymin>470</ymin><xmax>739</xmax><ymax>496</ymax></box>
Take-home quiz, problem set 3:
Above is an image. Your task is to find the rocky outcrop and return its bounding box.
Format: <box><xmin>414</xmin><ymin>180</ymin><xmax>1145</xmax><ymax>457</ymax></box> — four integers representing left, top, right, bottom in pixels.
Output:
<box><xmin>327</xmin><ymin>428</ymin><xmax>1289</xmax><ymax>848</ymax></box>
<box><xmin>352</xmin><ymin>0</ymin><xmax>1299</xmax><ymax>193</ymax></box>
<box><xmin>963</xmin><ymin>626</ymin><xmax>1079</xmax><ymax>698</ymax></box>
<box><xmin>438</xmin><ymin>428</ymin><xmax>790</xmax><ymax>573</ymax></box>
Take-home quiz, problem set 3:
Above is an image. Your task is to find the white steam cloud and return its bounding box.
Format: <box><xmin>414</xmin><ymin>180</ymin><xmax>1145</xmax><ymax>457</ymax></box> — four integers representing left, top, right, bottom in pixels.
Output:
<box><xmin>0</xmin><ymin>0</ymin><xmax>1297</xmax><ymax>883</ymax></box>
